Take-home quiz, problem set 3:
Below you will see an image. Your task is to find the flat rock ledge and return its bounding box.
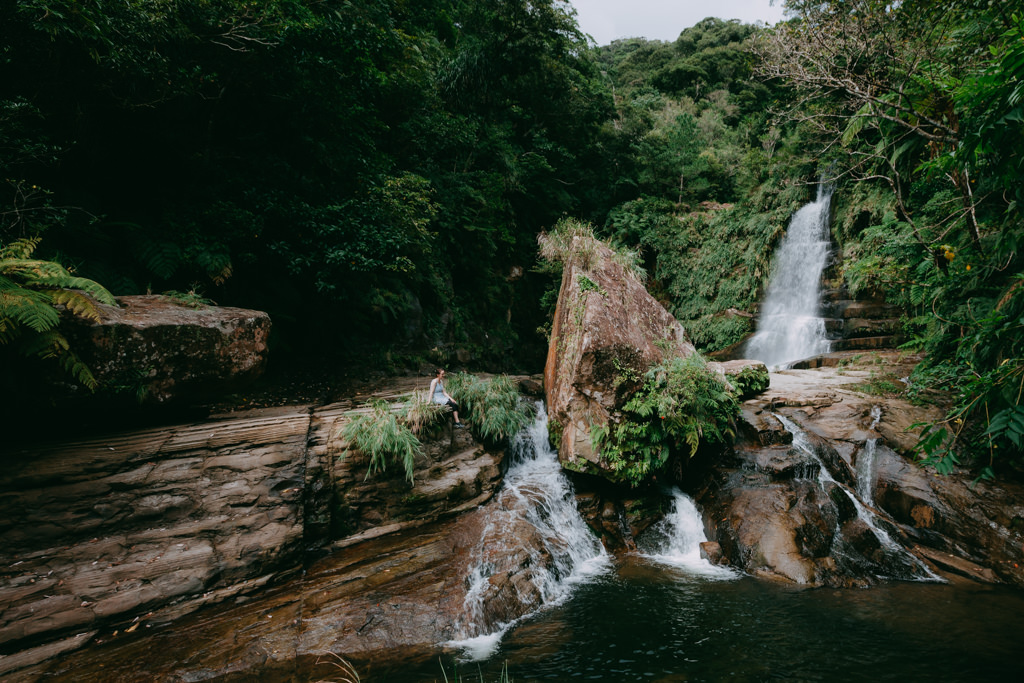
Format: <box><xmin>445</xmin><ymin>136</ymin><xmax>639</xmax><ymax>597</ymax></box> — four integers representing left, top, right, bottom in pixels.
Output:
<box><xmin>0</xmin><ymin>376</ymin><xmax>514</xmax><ymax>679</ymax></box>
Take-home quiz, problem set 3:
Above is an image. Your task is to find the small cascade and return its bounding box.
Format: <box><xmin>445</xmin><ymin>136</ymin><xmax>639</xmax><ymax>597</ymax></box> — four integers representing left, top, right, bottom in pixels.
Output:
<box><xmin>641</xmin><ymin>488</ymin><xmax>738</xmax><ymax>580</ymax></box>
<box><xmin>451</xmin><ymin>403</ymin><xmax>609</xmax><ymax>658</ymax></box>
<box><xmin>745</xmin><ymin>183</ymin><xmax>834</xmax><ymax>367</ymax></box>
<box><xmin>855</xmin><ymin>406</ymin><xmax>883</xmax><ymax>503</ymax></box>
<box><xmin>775</xmin><ymin>414</ymin><xmax>940</xmax><ymax>582</ymax></box>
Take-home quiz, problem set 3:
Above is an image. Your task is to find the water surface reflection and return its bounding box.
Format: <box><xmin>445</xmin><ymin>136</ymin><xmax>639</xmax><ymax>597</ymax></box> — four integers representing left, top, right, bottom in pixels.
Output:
<box><xmin>388</xmin><ymin>556</ymin><xmax>1024</xmax><ymax>682</ymax></box>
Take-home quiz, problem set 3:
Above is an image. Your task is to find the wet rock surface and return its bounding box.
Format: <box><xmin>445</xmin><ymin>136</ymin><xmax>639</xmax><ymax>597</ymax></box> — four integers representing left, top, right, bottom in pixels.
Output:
<box><xmin>0</xmin><ymin>376</ymin><xmax>520</xmax><ymax>678</ymax></box>
<box><xmin>697</xmin><ymin>351</ymin><xmax>1024</xmax><ymax>587</ymax></box>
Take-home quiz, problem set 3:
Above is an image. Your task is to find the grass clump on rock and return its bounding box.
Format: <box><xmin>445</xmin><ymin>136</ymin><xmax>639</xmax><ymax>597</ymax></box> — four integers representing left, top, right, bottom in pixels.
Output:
<box><xmin>446</xmin><ymin>372</ymin><xmax>534</xmax><ymax>445</ymax></box>
<box><xmin>340</xmin><ymin>399</ymin><xmax>422</xmax><ymax>484</ymax></box>
<box><xmin>339</xmin><ymin>375</ymin><xmax>530</xmax><ymax>483</ymax></box>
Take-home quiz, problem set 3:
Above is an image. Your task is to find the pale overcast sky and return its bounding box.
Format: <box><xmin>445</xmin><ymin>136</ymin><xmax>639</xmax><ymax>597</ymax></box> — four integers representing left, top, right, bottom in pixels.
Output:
<box><xmin>569</xmin><ymin>0</ymin><xmax>787</xmax><ymax>45</ymax></box>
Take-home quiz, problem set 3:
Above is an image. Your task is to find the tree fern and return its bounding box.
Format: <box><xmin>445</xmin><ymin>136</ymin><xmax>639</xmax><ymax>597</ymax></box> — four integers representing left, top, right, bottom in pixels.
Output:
<box><xmin>1</xmin><ymin>237</ymin><xmax>116</xmax><ymax>390</ymax></box>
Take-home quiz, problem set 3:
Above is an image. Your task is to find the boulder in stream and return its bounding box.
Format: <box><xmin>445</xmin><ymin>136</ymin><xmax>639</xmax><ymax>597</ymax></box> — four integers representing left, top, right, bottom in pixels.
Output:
<box><xmin>542</xmin><ymin>233</ymin><xmax>696</xmax><ymax>479</ymax></box>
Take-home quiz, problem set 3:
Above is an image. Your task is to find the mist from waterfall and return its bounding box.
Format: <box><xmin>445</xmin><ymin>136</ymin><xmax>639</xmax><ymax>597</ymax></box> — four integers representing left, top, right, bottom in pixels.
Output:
<box><xmin>745</xmin><ymin>183</ymin><xmax>834</xmax><ymax>368</ymax></box>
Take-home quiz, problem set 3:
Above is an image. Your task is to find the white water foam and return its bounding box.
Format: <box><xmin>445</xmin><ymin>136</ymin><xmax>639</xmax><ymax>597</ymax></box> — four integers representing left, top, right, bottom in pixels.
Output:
<box><xmin>745</xmin><ymin>183</ymin><xmax>834</xmax><ymax>368</ymax></box>
<box><xmin>774</xmin><ymin>413</ymin><xmax>942</xmax><ymax>582</ymax></box>
<box><xmin>642</xmin><ymin>488</ymin><xmax>738</xmax><ymax>580</ymax></box>
<box><xmin>856</xmin><ymin>406</ymin><xmax>883</xmax><ymax>503</ymax></box>
<box><xmin>448</xmin><ymin>403</ymin><xmax>610</xmax><ymax>660</ymax></box>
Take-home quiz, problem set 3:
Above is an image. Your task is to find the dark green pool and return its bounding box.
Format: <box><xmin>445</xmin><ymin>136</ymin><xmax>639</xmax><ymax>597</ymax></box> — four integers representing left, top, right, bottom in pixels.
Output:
<box><xmin>379</xmin><ymin>557</ymin><xmax>1024</xmax><ymax>682</ymax></box>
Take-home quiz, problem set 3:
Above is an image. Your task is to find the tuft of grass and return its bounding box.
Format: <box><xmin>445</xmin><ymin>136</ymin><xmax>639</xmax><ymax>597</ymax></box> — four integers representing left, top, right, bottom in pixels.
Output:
<box><xmin>313</xmin><ymin>653</ymin><xmax>360</xmax><ymax>683</ymax></box>
<box><xmin>438</xmin><ymin>657</ymin><xmax>513</xmax><ymax>683</ymax></box>
<box><xmin>339</xmin><ymin>399</ymin><xmax>421</xmax><ymax>484</ymax></box>
<box><xmin>162</xmin><ymin>285</ymin><xmax>215</xmax><ymax>308</ymax></box>
<box><xmin>403</xmin><ymin>391</ymin><xmax>449</xmax><ymax>436</ymax></box>
<box><xmin>538</xmin><ymin>216</ymin><xmax>600</xmax><ymax>270</ymax></box>
<box><xmin>446</xmin><ymin>373</ymin><xmax>533</xmax><ymax>444</ymax></box>
<box><xmin>538</xmin><ymin>217</ymin><xmax>646</xmax><ymax>282</ymax></box>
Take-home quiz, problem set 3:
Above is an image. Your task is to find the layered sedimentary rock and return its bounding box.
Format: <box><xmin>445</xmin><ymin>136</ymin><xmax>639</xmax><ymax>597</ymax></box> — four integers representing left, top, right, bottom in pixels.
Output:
<box><xmin>0</xmin><ymin>378</ymin><xmax>512</xmax><ymax>677</ymax></box>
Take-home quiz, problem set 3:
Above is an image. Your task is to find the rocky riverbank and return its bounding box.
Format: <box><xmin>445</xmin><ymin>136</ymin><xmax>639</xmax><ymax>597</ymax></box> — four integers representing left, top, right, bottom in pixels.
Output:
<box><xmin>5</xmin><ymin>353</ymin><xmax>1024</xmax><ymax>680</ymax></box>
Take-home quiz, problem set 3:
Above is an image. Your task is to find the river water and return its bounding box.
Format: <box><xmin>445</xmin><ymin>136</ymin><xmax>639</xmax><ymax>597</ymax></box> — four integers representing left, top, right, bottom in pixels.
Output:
<box><xmin>385</xmin><ymin>565</ymin><xmax>1024</xmax><ymax>682</ymax></box>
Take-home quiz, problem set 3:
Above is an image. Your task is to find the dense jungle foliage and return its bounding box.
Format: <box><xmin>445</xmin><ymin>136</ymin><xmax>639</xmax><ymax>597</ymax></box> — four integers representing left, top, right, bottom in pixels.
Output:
<box><xmin>2</xmin><ymin>1</ymin><xmax>1022</xmax><ymax>474</ymax></box>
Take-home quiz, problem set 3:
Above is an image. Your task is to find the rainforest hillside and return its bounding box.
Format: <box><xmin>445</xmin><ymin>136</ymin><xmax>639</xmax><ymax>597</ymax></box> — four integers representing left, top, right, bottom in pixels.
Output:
<box><xmin>2</xmin><ymin>0</ymin><xmax>1022</xmax><ymax>474</ymax></box>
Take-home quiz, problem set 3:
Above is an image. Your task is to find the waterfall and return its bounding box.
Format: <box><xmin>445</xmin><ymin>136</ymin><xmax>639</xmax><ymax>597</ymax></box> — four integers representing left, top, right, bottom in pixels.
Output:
<box><xmin>450</xmin><ymin>403</ymin><xmax>609</xmax><ymax>659</ymax></box>
<box><xmin>775</xmin><ymin>413</ymin><xmax>941</xmax><ymax>582</ymax></box>
<box><xmin>641</xmin><ymin>488</ymin><xmax>738</xmax><ymax>579</ymax></box>
<box><xmin>745</xmin><ymin>183</ymin><xmax>834</xmax><ymax>368</ymax></box>
<box><xmin>856</xmin><ymin>406</ymin><xmax>883</xmax><ymax>503</ymax></box>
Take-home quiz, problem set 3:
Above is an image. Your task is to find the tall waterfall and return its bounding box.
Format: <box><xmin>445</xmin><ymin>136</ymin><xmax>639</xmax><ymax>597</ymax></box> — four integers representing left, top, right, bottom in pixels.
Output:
<box><xmin>451</xmin><ymin>403</ymin><xmax>609</xmax><ymax>660</ymax></box>
<box><xmin>745</xmin><ymin>183</ymin><xmax>834</xmax><ymax>367</ymax></box>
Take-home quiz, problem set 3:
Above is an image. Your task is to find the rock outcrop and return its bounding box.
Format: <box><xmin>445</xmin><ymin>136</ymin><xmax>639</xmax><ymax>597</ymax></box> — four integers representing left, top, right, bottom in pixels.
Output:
<box><xmin>0</xmin><ymin>377</ymin><xmax>513</xmax><ymax>677</ymax></box>
<box><xmin>543</xmin><ymin>240</ymin><xmax>696</xmax><ymax>478</ymax></box>
<box><xmin>63</xmin><ymin>294</ymin><xmax>271</xmax><ymax>404</ymax></box>
<box><xmin>697</xmin><ymin>351</ymin><xmax>1024</xmax><ymax>587</ymax></box>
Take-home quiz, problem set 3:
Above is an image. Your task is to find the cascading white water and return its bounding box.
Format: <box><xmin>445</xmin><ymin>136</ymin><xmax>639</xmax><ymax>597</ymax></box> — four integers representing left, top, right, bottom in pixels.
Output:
<box><xmin>856</xmin><ymin>406</ymin><xmax>883</xmax><ymax>503</ymax></box>
<box><xmin>451</xmin><ymin>403</ymin><xmax>609</xmax><ymax>659</ymax></box>
<box><xmin>745</xmin><ymin>183</ymin><xmax>834</xmax><ymax>368</ymax></box>
<box><xmin>774</xmin><ymin>413</ymin><xmax>941</xmax><ymax>581</ymax></box>
<box><xmin>642</xmin><ymin>488</ymin><xmax>737</xmax><ymax>579</ymax></box>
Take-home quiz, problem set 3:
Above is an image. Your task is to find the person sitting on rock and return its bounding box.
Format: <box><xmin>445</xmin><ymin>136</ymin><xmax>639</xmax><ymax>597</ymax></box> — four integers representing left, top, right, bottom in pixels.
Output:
<box><xmin>429</xmin><ymin>368</ymin><xmax>465</xmax><ymax>428</ymax></box>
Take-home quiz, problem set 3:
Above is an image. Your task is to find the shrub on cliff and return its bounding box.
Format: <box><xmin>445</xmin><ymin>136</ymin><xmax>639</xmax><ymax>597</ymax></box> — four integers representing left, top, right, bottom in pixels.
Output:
<box><xmin>591</xmin><ymin>354</ymin><xmax>738</xmax><ymax>486</ymax></box>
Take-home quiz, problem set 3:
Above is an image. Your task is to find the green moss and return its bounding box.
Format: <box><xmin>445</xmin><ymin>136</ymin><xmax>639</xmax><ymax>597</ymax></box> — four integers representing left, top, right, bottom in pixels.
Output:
<box><xmin>548</xmin><ymin>417</ymin><xmax>563</xmax><ymax>451</ymax></box>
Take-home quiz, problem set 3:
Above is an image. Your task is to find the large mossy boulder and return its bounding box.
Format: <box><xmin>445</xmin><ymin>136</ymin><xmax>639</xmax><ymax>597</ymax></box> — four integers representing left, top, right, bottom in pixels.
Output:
<box><xmin>63</xmin><ymin>295</ymin><xmax>271</xmax><ymax>404</ymax></box>
<box><xmin>542</xmin><ymin>226</ymin><xmax>697</xmax><ymax>480</ymax></box>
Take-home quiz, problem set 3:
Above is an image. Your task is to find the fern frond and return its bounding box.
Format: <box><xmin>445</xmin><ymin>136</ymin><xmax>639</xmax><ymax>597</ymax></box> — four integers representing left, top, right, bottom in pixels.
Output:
<box><xmin>0</xmin><ymin>237</ymin><xmax>40</xmax><ymax>260</ymax></box>
<box><xmin>195</xmin><ymin>249</ymin><xmax>234</xmax><ymax>285</ymax></box>
<box><xmin>55</xmin><ymin>277</ymin><xmax>117</xmax><ymax>305</ymax></box>
<box><xmin>17</xmin><ymin>327</ymin><xmax>68</xmax><ymax>359</ymax></box>
<box><xmin>137</xmin><ymin>240</ymin><xmax>182</xmax><ymax>279</ymax></box>
<box><xmin>0</xmin><ymin>288</ymin><xmax>59</xmax><ymax>331</ymax></box>
<box><xmin>57</xmin><ymin>342</ymin><xmax>98</xmax><ymax>390</ymax></box>
<box><xmin>50</xmin><ymin>289</ymin><xmax>104</xmax><ymax>322</ymax></box>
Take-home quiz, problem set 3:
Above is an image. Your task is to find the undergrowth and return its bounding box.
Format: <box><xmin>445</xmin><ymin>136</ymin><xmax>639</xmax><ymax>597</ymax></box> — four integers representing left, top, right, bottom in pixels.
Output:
<box><xmin>591</xmin><ymin>354</ymin><xmax>738</xmax><ymax>485</ymax></box>
<box><xmin>446</xmin><ymin>373</ymin><xmax>533</xmax><ymax>444</ymax></box>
